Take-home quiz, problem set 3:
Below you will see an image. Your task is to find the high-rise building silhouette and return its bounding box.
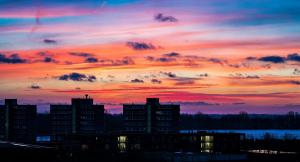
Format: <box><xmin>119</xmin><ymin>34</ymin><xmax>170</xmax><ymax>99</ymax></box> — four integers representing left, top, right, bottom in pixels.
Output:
<box><xmin>0</xmin><ymin>99</ymin><xmax>36</xmax><ymax>143</ymax></box>
<box><xmin>0</xmin><ymin>107</ymin><xmax>4</xmax><ymax>140</ymax></box>
<box><xmin>50</xmin><ymin>95</ymin><xmax>104</xmax><ymax>141</ymax></box>
<box><xmin>123</xmin><ymin>98</ymin><xmax>180</xmax><ymax>133</ymax></box>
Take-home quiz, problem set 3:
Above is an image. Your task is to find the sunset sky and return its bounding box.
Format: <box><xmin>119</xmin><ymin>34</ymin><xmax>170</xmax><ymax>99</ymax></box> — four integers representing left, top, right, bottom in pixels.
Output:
<box><xmin>0</xmin><ymin>0</ymin><xmax>300</xmax><ymax>114</ymax></box>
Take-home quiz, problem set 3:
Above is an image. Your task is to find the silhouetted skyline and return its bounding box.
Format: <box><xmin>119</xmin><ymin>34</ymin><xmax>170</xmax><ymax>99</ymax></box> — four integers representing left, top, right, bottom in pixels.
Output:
<box><xmin>0</xmin><ymin>0</ymin><xmax>300</xmax><ymax>114</ymax></box>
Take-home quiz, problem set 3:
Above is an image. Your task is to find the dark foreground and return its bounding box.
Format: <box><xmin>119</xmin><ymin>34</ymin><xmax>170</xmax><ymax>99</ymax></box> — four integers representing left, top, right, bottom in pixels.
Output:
<box><xmin>0</xmin><ymin>148</ymin><xmax>299</xmax><ymax>162</ymax></box>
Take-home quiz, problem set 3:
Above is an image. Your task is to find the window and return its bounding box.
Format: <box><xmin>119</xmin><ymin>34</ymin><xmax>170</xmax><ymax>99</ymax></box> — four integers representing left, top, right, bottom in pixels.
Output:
<box><xmin>118</xmin><ymin>136</ymin><xmax>127</xmax><ymax>143</ymax></box>
<box><xmin>117</xmin><ymin>136</ymin><xmax>128</xmax><ymax>152</ymax></box>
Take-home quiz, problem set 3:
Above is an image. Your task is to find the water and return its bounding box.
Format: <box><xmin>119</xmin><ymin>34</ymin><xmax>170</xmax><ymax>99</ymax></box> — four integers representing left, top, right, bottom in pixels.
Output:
<box><xmin>180</xmin><ymin>130</ymin><xmax>300</xmax><ymax>139</ymax></box>
<box><xmin>36</xmin><ymin>136</ymin><xmax>51</xmax><ymax>142</ymax></box>
<box><xmin>37</xmin><ymin>130</ymin><xmax>300</xmax><ymax>142</ymax></box>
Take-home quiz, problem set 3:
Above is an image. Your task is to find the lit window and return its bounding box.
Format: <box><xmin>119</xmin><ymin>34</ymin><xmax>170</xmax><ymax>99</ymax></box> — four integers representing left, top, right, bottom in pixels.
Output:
<box><xmin>118</xmin><ymin>143</ymin><xmax>127</xmax><ymax>152</ymax></box>
<box><xmin>118</xmin><ymin>136</ymin><xmax>127</xmax><ymax>142</ymax></box>
<box><xmin>201</xmin><ymin>136</ymin><xmax>213</xmax><ymax>142</ymax></box>
<box><xmin>201</xmin><ymin>135</ymin><xmax>213</xmax><ymax>153</ymax></box>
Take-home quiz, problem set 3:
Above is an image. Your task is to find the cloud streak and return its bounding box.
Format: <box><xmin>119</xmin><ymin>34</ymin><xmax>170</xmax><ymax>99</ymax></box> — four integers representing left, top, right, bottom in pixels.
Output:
<box><xmin>69</xmin><ymin>52</ymin><xmax>93</xmax><ymax>57</ymax></box>
<box><xmin>154</xmin><ymin>13</ymin><xmax>178</xmax><ymax>22</ymax></box>
<box><xmin>126</xmin><ymin>41</ymin><xmax>156</xmax><ymax>50</ymax></box>
<box><xmin>85</xmin><ymin>57</ymin><xmax>98</xmax><ymax>63</ymax></box>
<box><xmin>249</xmin><ymin>53</ymin><xmax>300</xmax><ymax>64</ymax></box>
<box><xmin>0</xmin><ymin>54</ymin><xmax>27</xmax><ymax>64</ymax></box>
<box><xmin>57</xmin><ymin>73</ymin><xmax>97</xmax><ymax>82</ymax></box>
<box><xmin>30</xmin><ymin>84</ymin><xmax>41</xmax><ymax>89</ymax></box>
<box><xmin>43</xmin><ymin>39</ymin><xmax>57</xmax><ymax>44</ymax></box>
<box><xmin>131</xmin><ymin>78</ymin><xmax>144</xmax><ymax>83</ymax></box>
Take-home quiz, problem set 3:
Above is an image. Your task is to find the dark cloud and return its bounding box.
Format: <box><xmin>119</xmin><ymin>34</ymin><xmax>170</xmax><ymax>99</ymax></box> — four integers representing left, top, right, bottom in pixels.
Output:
<box><xmin>58</xmin><ymin>73</ymin><xmax>97</xmax><ymax>82</ymax></box>
<box><xmin>69</xmin><ymin>57</ymin><xmax>135</xmax><ymax>70</ymax></box>
<box><xmin>44</xmin><ymin>57</ymin><xmax>52</xmax><ymax>62</ymax></box>
<box><xmin>246</xmin><ymin>56</ymin><xmax>257</xmax><ymax>60</ymax></box>
<box><xmin>258</xmin><ymin>56</ymin><xmax>285</xmax><ymax>63</ymax></box>
<box><xmin>154</xmin><ymin>13</ymin><xmax>178</xmax><ymax>22</ymax></box>
<box><xmin>126</xmin><ymin>41</ymin><xmax>156</xmax><ymax>50</ymax></box>
<box><xmin>85</xmin><ymin>57</ymin><xmax>98</xmax><ymax>63</ymax></box>
<box><xmin>246</xmin><ymin>75</ymin><xmax>260</xmax><ymax>79</ymax></box>
<box><xmin>146</xmin><ymin>56</ymin><xmax>176</xmax><ymax>62</ymax></box>
<box><xmin>182</xmin><ymin>55</ymin><xmax>245</xmax><ymax>68</ymax></box>
<box><xmin>208</xmin><ymin>58</ymin><xmax>226</xmax><ymax>65</ymax></box>
<box><xmin>69</xmin><ymin>52</ymin><xmax>93</xmax><ymax>57</ymax></box>
<box><xmin>146</xmin><ymin>52</ymin><xmax>179</xmax><ymax>63</ymax></box>
<box><xmin>130</xmin><ymin>78</ymin><xmax>144</xmax><ymax>83</ymax></box>
<box><xmin>160</xmin><ymin>72</ymin><xmax>176</xmax><ymax>78</ymax></box>
<box><xmin>114</xmin><ymin>57</ymin><xmax>134</xmax><ymax>65</ymax></box>
<box><xmin>290</xmin><ymin>80</ymin><xmax>300</xmax><ymax>85</ymax></box>
<box><xmin>287</xmin><ymin>53</ymin><xmax>300</xmax><ymax>62</ymax></box>
<box><xmin>151</xmin><ymin>79</ymin><xmax>162</xmax><ymax>84</ymax></box>
<box><xmin>198</xmin><ymin>73</ymin><xmax>209</xmax><ymax>77</ymax></box>
<box><xmin>43</xmin><ymin>39</ymin><xmax>57</xmax><ymax>44</ymax></box>
<box><xmin>156</xmin><ymin>57</ymin><xmax>176</xmax><ymax>62</ymax></box>
<box><xmin>33</xmin><ymin>52</ymin><xmax>58</xmax><ymax>63</ymax></box>
<box><xmin>1</xmin><ymin>52</ymin><xmax>59</xmax><ymax>64</ymax></box>
<box><xmin>248</xmin><ymin>53</ymin><xmax>300</xmax><ymax>64</ymax></box>
<box><xmin>293</xmin><ymin>69</ymin><xmax>300</xmax><ymax>75</ymax></box>
<box><xmin>87</xmin><ymin>75</ymin><xmax>97</xmax><ymax>82</ymax></box>
<box><xmin>97</xmin><ymin>57</ymin><xmax>134</xmax><ymax>66</ymax></box>
<box><xmin>0</xmin><ymin>53</ymin><xmax>27</xmax><ymax>64</ymax></box>
<box><xmin>30</xmin><ymin>84</ymin><xmax>41</xmax><ymax>89</ymax></box>
<box><xmin>43</xmin><ymin>56</ymin><xmax>57</xmax><ymax>63</ymax></box>
<box><xmin>163</xmin><ymin>52</ymin><xmax>180</xmax><ymax>57</ymax></box>
<box><xmin>146</xmin><ymin>53</ymin><xmax>230</xmax><ymax>66</ymax></box>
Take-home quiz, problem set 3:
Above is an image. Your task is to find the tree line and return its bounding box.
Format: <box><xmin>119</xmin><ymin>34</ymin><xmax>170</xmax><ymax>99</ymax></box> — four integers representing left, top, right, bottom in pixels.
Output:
<box><xmin>36</xmin><ymin>111</ymin><xmax>300</xmax><ymax>135</ymax></box>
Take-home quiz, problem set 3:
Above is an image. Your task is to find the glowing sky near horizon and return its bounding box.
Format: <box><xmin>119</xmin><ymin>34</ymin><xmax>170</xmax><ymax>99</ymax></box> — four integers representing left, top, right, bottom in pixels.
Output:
<box><xmin>0</xmin><ymin>0</ymin><xmax>300</xmax><ymax>114</ymax></box>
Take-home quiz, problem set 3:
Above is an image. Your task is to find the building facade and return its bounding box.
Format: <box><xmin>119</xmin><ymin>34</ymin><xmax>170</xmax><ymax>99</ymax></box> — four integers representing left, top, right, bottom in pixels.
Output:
<box><xmin>123</xmin><ymin>98</ymin><xmax>180</xmax><ymax>133</ymax></box>
<box><xmin>50</xmin><ymin>105</ymin><xmax>72</xmax><ymax>141</ymax></box>
<box><xmin>0</xmin><ymin>99</ymin><xmax>36</xmax><ymax>143</ymax></box>
<box><xmin>0</xmin><ymin>106</ymin><xmax>5</xmax><ymax>140</ymax></box>
<box><xmin>113</xmin><ymin>132</ymin><xmax>243</xmax><ymax>153</ymax></box>
<box><xmin>62</xmin><ymin>132</ymin><xmax>244</xmax><ymax>154</ymax></box>
<box><xmin>50</xmin><ymin>95</ymin><xmax>105</xmax><ymax>142</ymax></box>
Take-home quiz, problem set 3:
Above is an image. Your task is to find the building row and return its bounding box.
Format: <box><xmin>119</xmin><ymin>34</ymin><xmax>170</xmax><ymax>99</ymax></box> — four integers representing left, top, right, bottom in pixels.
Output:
<box><xmin>0</xmin><ymin>95</ymin><xmax>245</xmax><ymax>154</ymax></box>
<box><xmin>66</xmin><ymin>132</ymin><xmax>243</xmax><ymax>153</ymax></box>
<box><xmin>0</xmin><ymin>95</ymin><xmax>180</xmax><ymax>143</ymax></box>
